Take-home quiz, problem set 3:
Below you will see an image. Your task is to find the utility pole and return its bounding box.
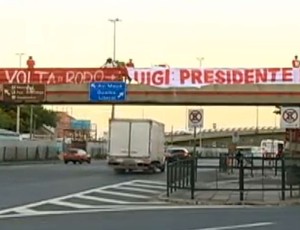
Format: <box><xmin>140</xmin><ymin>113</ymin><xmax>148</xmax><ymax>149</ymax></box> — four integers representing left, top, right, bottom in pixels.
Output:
<box><xmin>108</xmin><ymin>18</ymin><xmax>121</xmax><ymax>119</ymax></box>
<box><xmin>29</xmin><ymin>105</ymin><xmax>34</xmax><ymax>139</ymax></box>
<box><xmin>15</xmin><ymin>52</ymin><xmax>25</xmax><ymax>134</ymax></box>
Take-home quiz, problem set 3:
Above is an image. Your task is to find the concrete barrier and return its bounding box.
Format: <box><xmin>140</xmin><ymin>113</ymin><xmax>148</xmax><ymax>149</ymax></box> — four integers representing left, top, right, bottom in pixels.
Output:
<box><xmin>0</xmin><ymin>140</ymin><xmax>58</xmax><ymax>162</ymax></box>
<box><xmin>0</xmin><ymin>140</ymin><xmax>109</xmax><ymax>163</ymax></box>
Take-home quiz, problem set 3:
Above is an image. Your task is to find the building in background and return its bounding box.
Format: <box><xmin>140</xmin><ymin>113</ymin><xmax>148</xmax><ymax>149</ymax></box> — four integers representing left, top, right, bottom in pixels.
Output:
<box><xmin>55</xmin><ymin>111</ymin><xmax>97</xmax><ymax>141</ymax></box>
<box><xmin>55</xmin><ymin>111</ymin><xmax>75</xmax><ymax>138</ymax></box>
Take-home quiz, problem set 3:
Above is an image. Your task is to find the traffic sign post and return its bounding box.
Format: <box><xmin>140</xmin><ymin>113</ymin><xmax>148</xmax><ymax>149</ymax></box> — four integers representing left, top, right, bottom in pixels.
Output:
<box><xmin>3</xmin><ymin>84</ymin><xmax>46</xmax><ymax>103</ymax></box>
<box><xmin>187</xmin><ymin>109</ymin><xmax>204</xmax><ymax>156</ymax></box>
<box><xmin>280</xmin><ymin>107</ymin><xmax>300</xmax><ymax>129</ymax></box>
<box><xmin>188</xmin><ymin>109</ymin><xmax>204</xmax><ymax>129</ymax></box>
<box><xmin>89</xmin><ymin>82</ymin><xmax>127</xmax><ymax>102</ymax></box>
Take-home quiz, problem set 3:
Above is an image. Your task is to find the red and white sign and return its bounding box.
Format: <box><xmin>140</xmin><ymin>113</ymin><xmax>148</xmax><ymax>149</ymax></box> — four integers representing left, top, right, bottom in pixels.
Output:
<box><xmin>280</xmin><ymin>107</ymin><xmax>300</xmax><ymax>129</ymax></box>
<box><xmin>127</xmin><ymin>67</ymin><xmax>300</xmax><ymax>87</ymax></box>
<box><xmin>0</xmin><ymin>68</ymin><xmax>127</xmax><ymax>85</ymax></box>
<box><xmin>188</xmin><ymin>109</ymin><xmax>204</xmax><ymax>129</ymax></box>
<box><xmin>1</xmin><ymin>67</ymin><xmax>300</xmax><ymax>87</ymax></box>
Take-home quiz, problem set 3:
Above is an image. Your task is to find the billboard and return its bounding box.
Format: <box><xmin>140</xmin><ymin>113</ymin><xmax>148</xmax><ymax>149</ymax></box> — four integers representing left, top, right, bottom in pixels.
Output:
<box><xmin>71</xmin><ymin>120</ymin><xmax>91</xmax><ymax>130</ymax></box>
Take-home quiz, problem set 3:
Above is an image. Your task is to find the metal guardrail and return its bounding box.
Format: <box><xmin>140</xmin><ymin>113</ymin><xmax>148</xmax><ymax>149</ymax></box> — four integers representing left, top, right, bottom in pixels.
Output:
<box><xmin>166</xmin><ymin>157</ymin><xmax>197</xmax><ymax>199</ymax></box>
<box><xmin>166</xmin><ymin>155</ymin><xmax>300</xmax><ymax>201</ymax></box>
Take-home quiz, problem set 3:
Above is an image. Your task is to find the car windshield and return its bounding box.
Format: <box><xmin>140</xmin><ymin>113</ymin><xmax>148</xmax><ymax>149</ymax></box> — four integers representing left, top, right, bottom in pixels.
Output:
<box><xmin>67</xmin><ymin>149</ymin><xmax>78</xmax><ymax>154</ymax></box>
<box><xmin>167</xmin><ymin>149</ymin><xmax>186</xmax><ymax>154</ymax></box>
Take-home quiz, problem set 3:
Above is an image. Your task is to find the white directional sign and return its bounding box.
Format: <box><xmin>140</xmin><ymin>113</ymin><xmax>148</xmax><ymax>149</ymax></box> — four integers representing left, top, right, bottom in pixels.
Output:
<box><xmin>280</xmin><ymin>107</ymin><xmax>300</xmax><ymax>129</ymax></box>
<box><xmin>188</xmin><ymin>109</ymin><xmax>204</xmax><ymax>129</ymax></box>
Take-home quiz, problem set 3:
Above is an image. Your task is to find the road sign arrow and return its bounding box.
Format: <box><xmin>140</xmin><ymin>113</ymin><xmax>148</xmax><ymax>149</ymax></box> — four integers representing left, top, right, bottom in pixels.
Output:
<box><xmin>4</xmin><ymin>89</ymin><xmax>10</xmax><ymax>96</ymax></box>
<box><xmin>117</xmin><ymin>92</ymin><xmax>124</xmax><ymax>98</ymax></box>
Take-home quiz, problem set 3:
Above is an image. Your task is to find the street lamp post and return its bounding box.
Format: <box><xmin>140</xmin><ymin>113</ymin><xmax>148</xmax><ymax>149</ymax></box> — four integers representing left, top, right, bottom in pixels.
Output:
<box><xmin>196</xmin><ymin>57</ymin><xmax>205</xmax><ymax>152</ymax></box>
<box><xmin>15</xmin><ymin>52</ymin><xmax>25</xmax><ymax>134</ymax></box>
<box><xmin>256</xmin><ymin>106</ymin><xmax>259</xmax><ymax>133</ymax></box>
<box><xmin>108</xmin><ymin>18</ymin><xmax>121</xmax><ymax>120</ymax></box>
<box><xmin>196</xmin><ymin>57</ymin><xmax>204</xmax><ymax>67</ymax></box>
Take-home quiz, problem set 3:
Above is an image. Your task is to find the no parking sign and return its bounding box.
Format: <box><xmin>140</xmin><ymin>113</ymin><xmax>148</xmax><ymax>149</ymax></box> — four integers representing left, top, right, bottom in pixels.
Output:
<box><xmin>280</xmin><ymin>107</ymin><xmax>300</xmax><ymax>129</ymax></box>
<box><xmin>188</xmin><ymin>109</ymin><xmax>204</xmax><ymax>129</ymax></box>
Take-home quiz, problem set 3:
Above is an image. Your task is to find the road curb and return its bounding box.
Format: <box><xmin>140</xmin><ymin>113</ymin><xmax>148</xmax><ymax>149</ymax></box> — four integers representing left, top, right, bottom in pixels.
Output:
<box><xmin>157</xmin><ymin>192</ymin><xmax>300</xmax><ymax>206</ymax></box>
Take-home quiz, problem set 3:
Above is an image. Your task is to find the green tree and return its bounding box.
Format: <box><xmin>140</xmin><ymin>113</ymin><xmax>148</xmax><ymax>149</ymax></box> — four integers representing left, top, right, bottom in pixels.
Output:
<box><xmin>0</xmin><ymin>105</ymin><xmax>57</xmax><ymax>133</ymax></box>
<box><xmin>0</xmin><ymin>108</ymin><xmax>15</xmax><ymax>130</ymax></box>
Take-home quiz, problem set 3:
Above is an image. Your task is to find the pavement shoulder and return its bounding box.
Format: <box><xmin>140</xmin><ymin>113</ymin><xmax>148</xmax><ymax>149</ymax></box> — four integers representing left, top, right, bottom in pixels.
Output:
<box><xmin>157</xmin><ymin>191</ymin><xmax>300</xmax><ymax>206</ymax></box>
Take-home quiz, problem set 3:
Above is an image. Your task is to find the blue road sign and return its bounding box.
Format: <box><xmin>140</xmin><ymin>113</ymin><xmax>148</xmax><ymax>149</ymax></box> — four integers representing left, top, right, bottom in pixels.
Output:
<box><xmin>89</xmin><ymin>82</ymin><xmax>127</xmax><ymax>102</ymax></box>
<box><xmin>71</xmin><ymin>119</ymin><xmax>91</xmax><ymax>130</ymax></box>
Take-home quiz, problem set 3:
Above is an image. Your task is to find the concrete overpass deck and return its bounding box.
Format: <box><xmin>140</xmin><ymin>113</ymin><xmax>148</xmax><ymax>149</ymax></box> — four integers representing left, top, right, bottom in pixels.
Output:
<box><xmin>166</xmin><ymin>127</ymin><xmax>285</xmax><ymax>146</ymax></box>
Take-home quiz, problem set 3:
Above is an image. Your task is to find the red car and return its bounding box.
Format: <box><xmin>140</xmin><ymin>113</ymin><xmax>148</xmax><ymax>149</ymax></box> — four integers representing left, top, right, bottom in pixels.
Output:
<box><xmin>63</xmin><ymin>148</ymin><xmax>91</xmax><ymax>164</ymax></box>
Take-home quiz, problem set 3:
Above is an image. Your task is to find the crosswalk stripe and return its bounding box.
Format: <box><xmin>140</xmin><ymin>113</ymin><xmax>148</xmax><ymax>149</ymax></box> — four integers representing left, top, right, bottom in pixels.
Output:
<box><xmin>96</xmin><ymin>190</ymin><xmax>150</xmax><ymax>199</ymax></box>
<box><xmin>126</xmin><ymin>183</ymin><xmax>165</xmax><ymax>190</ymax></box>
<box><xmin>132</xmin><ymin>180</ymin><xmax>165</xmax><ymax>185</ymax></box>
<box><xmin>114</xmin><ymin>186</ymin><xmax>161</xmax><ymax>194</ymax></box>
<box><xmin>76</xmin><ymin>194</ymin><xmax>130</xmax><ymax>204</ymax></box>
<box><xmin>49</xmin><ymin>200</ymin><xmax>93</xmax><ymax>209</ymax></box>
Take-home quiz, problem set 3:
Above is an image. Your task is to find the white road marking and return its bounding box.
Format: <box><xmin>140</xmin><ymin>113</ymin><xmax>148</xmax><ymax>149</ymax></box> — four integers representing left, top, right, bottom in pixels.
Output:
<box><xmin>0</xmin><ymin>180</ymin><xmax>138</xmax><ymax>215</ymax></box>
<box><xmin>96</xmin><ymin>190</ymin><xmax>150</xmax><ymax>199</ymax></box>
<box><xmin>192</xmin><ymin>222</ymin><xmax>275</xmax><ymax>230</ymax></box>
<box><xmin>114</xmin><ymin>186</ymin><xmax>161</xmax><ymax>194</ymax></box>
<box><xmin>0</xmin><ymin>180</ymin><xmax>165</xmax><ymax>216</ymax></box>
<box><xmin>126</xmin><ymin>183</ymin><xmax>165</xmax><ymax>190</ymax></box>
<box><xmin>16</xmin><ymin>208</ymin><xmax>40</xmax><ymax>215</ymax></box>
<box><xmin>49</xmin><ymin>200</ymin><xmax>93</xmax><ymax>209</ymax></box>
<box><xmin>76</xmin><ymin>194</ymin><xmax>130</xmax><ymax>204</ymax></box>
<box><xmin>0</xmin><ymin>205</ymin><xmax>251</xmax><ymax>219</ymax></box>
<box><xmin>133</xmin><ymin>180</ymin><xmax>165</xmax><ymax>185</ymax></box>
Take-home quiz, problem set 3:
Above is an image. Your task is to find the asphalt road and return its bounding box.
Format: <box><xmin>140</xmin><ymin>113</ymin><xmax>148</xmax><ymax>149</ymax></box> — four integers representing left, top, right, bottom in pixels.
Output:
<box><xmin>0</xmin><ymin>206</ymin><xmax>299</xmax><ymax>230</ymax></box>
<box><xmin>0</xmin><ymin>160</ymin><xmax>166</xmax><ymax>210</ymax></box>
<box><xmin>1</xmin><ymin>159</ymin><xmax>296</xmax><ymax>230</ymax></box>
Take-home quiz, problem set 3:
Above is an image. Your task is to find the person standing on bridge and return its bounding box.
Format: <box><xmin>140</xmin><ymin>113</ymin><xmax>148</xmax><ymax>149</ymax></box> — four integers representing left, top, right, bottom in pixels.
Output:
<box><xmin>26</xmin><ymin>56</ymin><xmax>35</xmax><ymax>69</ymax></box>
<box><xmin>126</xmin><ymin>59</ymin><xmax>135</xmax><ymax>68</ymax></box>
<box><xmin>292</xmin><ymin>55</ymin><xmax>300</xmax><ymax>68</ymax></box>
<box><xmin>102</xmin><ymin>58</ymin><xmax>117</xmax><ymax>68</ymax></box>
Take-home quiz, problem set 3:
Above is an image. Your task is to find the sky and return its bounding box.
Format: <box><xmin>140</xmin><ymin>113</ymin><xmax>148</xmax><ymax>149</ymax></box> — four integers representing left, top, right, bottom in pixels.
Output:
<box><xmin>0</xmin><ymin>0</ymin><xmax>296</xmax><ymax>134</ymax></box>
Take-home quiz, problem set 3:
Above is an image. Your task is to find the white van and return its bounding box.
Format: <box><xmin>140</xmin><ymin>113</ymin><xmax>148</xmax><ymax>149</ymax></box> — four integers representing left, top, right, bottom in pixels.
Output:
<box><xmin>260</xmin><ymin>139</ymin><xmax>284</xmax><ymax>157</ymax></box>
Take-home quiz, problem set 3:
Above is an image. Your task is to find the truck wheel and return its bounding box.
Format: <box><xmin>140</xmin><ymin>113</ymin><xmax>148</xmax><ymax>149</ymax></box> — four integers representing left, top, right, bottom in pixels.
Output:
<box><xmin>72</xmin><ymin>161</ymin><xmax>76</xmax><ymax>164</ymax></box>
<box><xmin>148</xmin><ymin>163</ymin><xmax>156</xmax><ymax>174</ymax></box>
<box><xmin>159</xmin><ymin>165</ymin><xmax>165</xmax><ymax>173</ymax></box>
<box><xmin>64</xmin><ymin>160</ymin><xmax>68</xmax><ymax>164</ymax></box>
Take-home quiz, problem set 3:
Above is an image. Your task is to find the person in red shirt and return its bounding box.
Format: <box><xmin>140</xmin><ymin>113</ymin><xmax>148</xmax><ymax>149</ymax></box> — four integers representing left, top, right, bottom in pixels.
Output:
<box><xmin>26</xmin><ymin>56</ymin><xmax>35</xmax><ymax>69</ymax></box>
<box><xmin>292</xmin><ymin>55</ymin><xmax>300</xmax><ymax>68</ymax></box>
<box><xmin>126</xmin><ymin>59</ymin><xmax>135</xmax><ymax>68</ymax></box>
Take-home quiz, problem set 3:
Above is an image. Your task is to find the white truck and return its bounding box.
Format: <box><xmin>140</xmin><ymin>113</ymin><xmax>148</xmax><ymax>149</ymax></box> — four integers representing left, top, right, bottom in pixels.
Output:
<box><xmin>107</xmin><ymin>119</ymin><xmax>166</xmax><ymax>173</ymax></box>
